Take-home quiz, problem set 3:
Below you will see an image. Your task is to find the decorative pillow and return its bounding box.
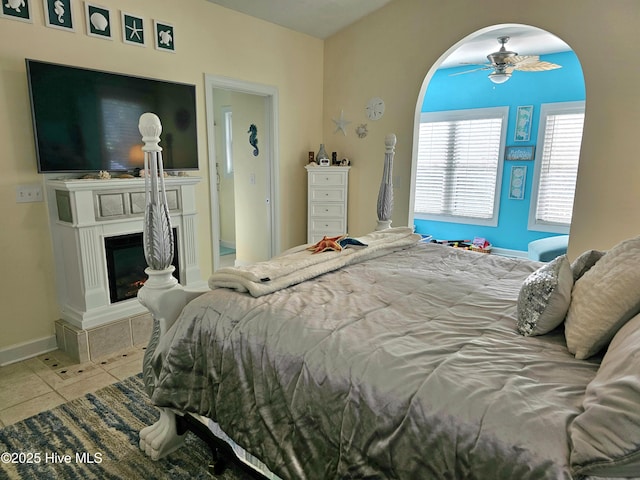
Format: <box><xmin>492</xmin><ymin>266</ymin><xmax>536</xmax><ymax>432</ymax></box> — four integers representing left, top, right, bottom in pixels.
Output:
<box><xmin>565</xmin><ymin>235</ymin><xmax>640</xmax><ymax>359</ymax></box>
<box><xmin>569</xmin><ymin>312</ymin><xmax>640</xmax><ymax>477</ymax></box>
<box><xmin>570</xmin><ymin>249</ymin><xmax>605</xmax><ymax>282</ymax></box>
<box><xmin>516</xmin><ymin>255</ymin><xmax>573</xmax><ymax>336</ymax></box>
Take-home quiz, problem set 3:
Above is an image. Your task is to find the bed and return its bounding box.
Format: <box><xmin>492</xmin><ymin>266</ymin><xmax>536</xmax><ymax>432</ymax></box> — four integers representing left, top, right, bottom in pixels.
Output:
<box><xmin>135</xmin><ymin>113</ymin><xmax>640</xmax><ymax>479</ymax></box>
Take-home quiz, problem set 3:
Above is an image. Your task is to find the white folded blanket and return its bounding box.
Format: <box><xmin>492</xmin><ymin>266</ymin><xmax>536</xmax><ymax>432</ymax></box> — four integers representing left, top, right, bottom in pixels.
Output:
<box><xmin>208</xmin><ymin>227</ymin><xmax>421</xmax><ymax>297</ymax></box>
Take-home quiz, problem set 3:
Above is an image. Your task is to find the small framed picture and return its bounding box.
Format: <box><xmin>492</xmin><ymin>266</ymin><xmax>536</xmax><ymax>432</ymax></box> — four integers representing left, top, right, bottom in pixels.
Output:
<box><xmin>121</xmin><ymin>11</ymin><xmax>144</xmax><ymax>46</ymax></box>
<box><xmin>505</xmin><ymin>146</ymin><xmax>535</xmax><ymax>161</ymax></box>
<box><xmin>508</xmin><ymin>165</ymin><xmax>527</xmax><ymax>200</ymax></box>
<box><xmin>514</xmin><ymin>105</ymin><xmax>533</xmax><ymax>142</ymax></box>
<box><xmin>84</xmin><ymin>2</ymin><xmax>111</xmax><ymax>39</ymax></box>
<box><xmin>1</xmin><ymin>0</ymin><xmax>32</xmax><ymax>23</ymax></box>
<box><xmin>43</xmin><ymin>0</ymin><xmax>74</xmax><ymax>30</ymax></box>
<box><xmin>154</xmin><ymin>19</ymin><xmax>175</xmax><ymax>52</ymax></box>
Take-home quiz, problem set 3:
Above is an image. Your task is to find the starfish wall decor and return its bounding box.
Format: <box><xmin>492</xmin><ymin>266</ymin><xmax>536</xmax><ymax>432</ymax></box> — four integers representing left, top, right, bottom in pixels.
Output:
<box><xmin>332</xmin><ymin>110</ymin><xmax>351</xmax><ymax>136</ymax></box>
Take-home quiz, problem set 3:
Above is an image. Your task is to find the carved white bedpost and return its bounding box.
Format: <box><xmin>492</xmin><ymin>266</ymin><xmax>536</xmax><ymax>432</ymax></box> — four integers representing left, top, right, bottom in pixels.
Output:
<box><xmin>376</xmin><ymin>133</ymin><xmax>396</xmax><ymax>230</ymax></box>
<box><xmin>137</xmin><ymin>113</ymin><xmax>187</xmax><ymax>460</ymax></box>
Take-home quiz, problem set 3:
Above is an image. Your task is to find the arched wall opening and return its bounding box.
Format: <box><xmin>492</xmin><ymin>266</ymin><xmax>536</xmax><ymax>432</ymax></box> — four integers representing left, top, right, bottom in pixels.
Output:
<box><xmin>408</xmin><ymin>24</ymin><xmax>586</xmax><ymax>255</ymax></box>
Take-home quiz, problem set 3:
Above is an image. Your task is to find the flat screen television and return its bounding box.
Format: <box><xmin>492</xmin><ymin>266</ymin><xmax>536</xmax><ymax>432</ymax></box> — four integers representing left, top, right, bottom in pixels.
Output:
<box><xmin>26</xmin><ymin>59</ymin><xmax>198</xmax><ymax>173</ymax></box>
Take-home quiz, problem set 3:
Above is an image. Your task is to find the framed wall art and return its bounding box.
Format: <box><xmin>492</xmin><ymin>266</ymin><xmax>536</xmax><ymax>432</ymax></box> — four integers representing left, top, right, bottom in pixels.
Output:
<box><xmin>505</xmin><ymin>146</ymin><xmax>535</xmax><ymax>161</ymax></box>
<box><xmin>2</xmin><ymin>0</ymin><xmax>32</xmax><ymax>23</ymax></box>
<box><xmin>84</xmin><ymin>2</ymin><xmax>111</xmax><ymax>39</ymax></box>
<box><xmin>121</xmin><ymin>11</ymin><xmax>145</xmax><ymax>46</ymax></box>
<box><xmin>43</xmin><ymin>0</ymin><xmax>74</xmax><ymax>30</ymax></box>
<box><xmin>154</xmin><ymin>19</ymin><xmax>175</xmax><ymax>52</ymax></box>
<box><xmin>508</xmin><ymin>165</ymin><xmax>527</xmax><ymax>200</ymax></box>
<box><xmin>514</xmin><ymin>105</ymin><xmax>533</xmax><ymax>142</ymax></box>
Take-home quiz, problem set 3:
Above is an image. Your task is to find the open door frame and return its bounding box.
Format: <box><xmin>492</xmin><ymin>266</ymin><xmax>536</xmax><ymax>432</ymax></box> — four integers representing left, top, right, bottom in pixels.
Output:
<box><xmin>204</xmin><ymin>74</ymin><xmax>280</xmax><ymax>271</ymax></box>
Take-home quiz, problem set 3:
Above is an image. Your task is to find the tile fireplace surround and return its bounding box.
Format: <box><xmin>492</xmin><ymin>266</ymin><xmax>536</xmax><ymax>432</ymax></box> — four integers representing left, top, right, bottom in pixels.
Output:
<box><xmin>45</xmin><ymin>175</ymin><xmax>206</xmax><ymax>362</ymax></box>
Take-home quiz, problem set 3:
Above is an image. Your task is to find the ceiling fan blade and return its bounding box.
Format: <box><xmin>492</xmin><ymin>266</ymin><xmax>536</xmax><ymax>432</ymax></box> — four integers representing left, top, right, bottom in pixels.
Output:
<box><xmin>513</xmin><ymin>61</ymin><xmax>562</xmax><ymax>72</ymax></box>
<box><xmin>505</xmin><ymin>55</ymin><xmax>539</xmax><ymax>65</ymax></box>
<box><xmin>449</xmin><ymin>66</ymin><xmax>492</xmax><ymax>76</ymax></box>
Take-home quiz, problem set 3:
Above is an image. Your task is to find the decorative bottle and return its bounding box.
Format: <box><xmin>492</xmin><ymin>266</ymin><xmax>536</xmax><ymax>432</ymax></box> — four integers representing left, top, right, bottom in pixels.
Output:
<box><xmin>316</xmin><ymin>144</ymin><xmax>329</xmax><ymax>164</ymax></box>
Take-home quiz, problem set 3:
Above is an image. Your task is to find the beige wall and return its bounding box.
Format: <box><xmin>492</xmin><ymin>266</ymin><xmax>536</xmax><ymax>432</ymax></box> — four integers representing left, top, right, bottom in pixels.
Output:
<box><xmin>3</xmin><ymin>0</ymin><xmax>639</xmax><ymax>356</ymax></box>
<box><xmin>323</xmin><ymin>0</ymin><xmax>640</xmax><ymax>259</ymax></box>
<box><xmin>0</xmin><ymin>0</ymin><xmax>323</xmax><ymax>351</ymax></box>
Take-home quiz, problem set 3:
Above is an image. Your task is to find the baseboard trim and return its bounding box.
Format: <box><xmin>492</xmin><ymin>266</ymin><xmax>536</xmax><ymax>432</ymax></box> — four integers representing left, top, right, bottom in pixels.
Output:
<box><xmin>492</xmin><ymin>247</ymin><xmax>528</xmax><ymax>259</ymax></box>
<box><xmin>0</xmin><ymin>335</ymin><xmax>58</xmax><ymax>367</ymax></box>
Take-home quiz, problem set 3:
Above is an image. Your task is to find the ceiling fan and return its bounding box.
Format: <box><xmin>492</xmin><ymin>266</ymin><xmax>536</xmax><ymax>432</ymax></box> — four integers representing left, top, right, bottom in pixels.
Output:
<box><xmin>451</xmin><ymin>36</ymin><xmax>562</xmax><ymax>84</ymax></box>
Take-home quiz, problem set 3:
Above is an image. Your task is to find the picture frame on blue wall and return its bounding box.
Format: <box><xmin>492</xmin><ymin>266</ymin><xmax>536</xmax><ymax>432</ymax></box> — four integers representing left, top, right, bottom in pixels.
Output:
<box><xmin>1</xmin><ymin>0</ymin><xmax>32</xmax><ymax>23</ymax></box>
<box><xmin>43</xmin><ymin>0</ymin><xmax>74</xmax><ymax>31</ymax></box>
<box><xmin>508</xmin><ymin>165</ymin><xmax>527</xmax><ymax>200</ymax></box>
<box><xmin>505</xmin><ymin>146</ymin><xmax>535</xmax><ymax>161</ymax></box>
<box><xmin>514</xmin><ymin>105</ymin><xmax>533</xmax><ymax>142</ymax></box>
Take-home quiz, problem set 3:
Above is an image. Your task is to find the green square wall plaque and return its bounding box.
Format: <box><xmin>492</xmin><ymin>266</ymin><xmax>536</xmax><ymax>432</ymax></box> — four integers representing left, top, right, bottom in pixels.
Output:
<box><xmin>43</xmin><ymin>0</ymin><xmax>73</xmax><ymax>30</ymax></box>
<box><xmin>85</xmin><ymin>2</ymin><xmax>111</xmax><ymax>39</ymax></box>
<box><xmin>1</xmin><ymin>0</ymin><xmax>32</xmax><ymax>23</ymax></box>
<box><xmin>122</xmin><ymin>11</ymin><xmax>144</xmax><ymax>46</ymax></box>
<box><xmin>154</xmin><ymin>20</ymin><xmax>175</xmax><ymax>52</ymax></box>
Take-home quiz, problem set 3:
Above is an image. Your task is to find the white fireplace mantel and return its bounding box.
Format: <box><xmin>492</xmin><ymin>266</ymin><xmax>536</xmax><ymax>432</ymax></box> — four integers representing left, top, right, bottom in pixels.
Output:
<box><xmin>45</xmin><ymin>176</ymin><xmax>205</xmax><ymax>330</ymax></box>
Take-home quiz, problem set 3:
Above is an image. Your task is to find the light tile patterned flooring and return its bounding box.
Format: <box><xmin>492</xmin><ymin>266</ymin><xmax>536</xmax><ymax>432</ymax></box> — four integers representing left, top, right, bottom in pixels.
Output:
<box><xmin>0</xmin><ymin>346</ymin><xmax>144</xmax><ymax>428</ymax></box>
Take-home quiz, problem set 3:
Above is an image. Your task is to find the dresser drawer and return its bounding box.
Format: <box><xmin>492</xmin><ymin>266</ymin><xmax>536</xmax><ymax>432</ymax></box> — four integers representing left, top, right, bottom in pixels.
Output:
<box><xmin>310</xmin><ymin>218</ymin><xmax>345</xmax><ymax>232</ymax></box>
<box><xmin>309</xmin><ymin>232</ymin><xmax>344</xmax><ymax>244</ymax></box>
<box><xmin>308</xmin><ymin>171</ymin><xmax>346</xmax><ymax>187</ymax></box>
<box><xmin>310</xmin><ymin>188</ymin><xmax>345</xmax><ymax>202</ymax></box>
<box><xmin>309</xmin><ymin>203</ymin><xmax>345</xmax><ymax>217</ymax></box>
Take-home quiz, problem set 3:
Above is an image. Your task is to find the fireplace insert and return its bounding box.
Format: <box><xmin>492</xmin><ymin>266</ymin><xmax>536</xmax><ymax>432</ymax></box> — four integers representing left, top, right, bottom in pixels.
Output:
<box><xmin>105</xmin><ymin>229</ymin><xmax>180</xmax><ymax>303</ymax></box>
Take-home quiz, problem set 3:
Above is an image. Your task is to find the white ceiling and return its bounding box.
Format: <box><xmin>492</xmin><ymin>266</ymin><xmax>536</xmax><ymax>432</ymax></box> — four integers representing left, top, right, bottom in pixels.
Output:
<box><xmin>205</xmin><ymin>0</ymin><xmax>393</xmax><ymax>39</ymax></box>
<box><xmin>439</xmin><ymin>25</ymin><xmax>571</xmax><ymax>69</ymax></box>
<box><xmin>204</xmin><ymin>1</ymin><xmax>572</xmax><ymax>66</ymax></box>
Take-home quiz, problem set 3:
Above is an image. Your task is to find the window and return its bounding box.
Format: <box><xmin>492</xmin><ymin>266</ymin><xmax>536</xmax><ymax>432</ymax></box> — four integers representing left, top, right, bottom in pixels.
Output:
<box><xmin>413</xmin><ymin>107</ymin><xmax>508</xmax><ymax>226</ymax></box>
<box><xmin>529</xmin><ymin>101</ymin><xmax>585</xmax><ymax>233</ymax></box>
<box><xmin>222</xmin><ymin>106</ymin><xmax>233</xmax><ymax>177</ymax></box>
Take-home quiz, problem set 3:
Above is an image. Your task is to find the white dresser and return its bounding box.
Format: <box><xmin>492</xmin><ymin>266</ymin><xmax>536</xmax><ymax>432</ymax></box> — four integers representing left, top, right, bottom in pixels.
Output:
<box><xmin>305</xmin><ymin>165</ymin><xmax>350</xmax><ymax>243</ymax></box>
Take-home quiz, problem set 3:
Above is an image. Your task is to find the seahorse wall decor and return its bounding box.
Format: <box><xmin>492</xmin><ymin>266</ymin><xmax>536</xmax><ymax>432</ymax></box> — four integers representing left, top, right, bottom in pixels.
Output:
<box><xmin>248</xmin><ymin>124</ymin><xmax>259</xmax><ymax>156</ymax></box>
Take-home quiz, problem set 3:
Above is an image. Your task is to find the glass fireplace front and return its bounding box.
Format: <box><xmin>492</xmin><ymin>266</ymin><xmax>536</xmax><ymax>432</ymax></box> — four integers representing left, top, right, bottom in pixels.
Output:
<box><xmin>104</xmin><ymin>229</ymin><xmax>180</xmax><ymax>303</ymax></box>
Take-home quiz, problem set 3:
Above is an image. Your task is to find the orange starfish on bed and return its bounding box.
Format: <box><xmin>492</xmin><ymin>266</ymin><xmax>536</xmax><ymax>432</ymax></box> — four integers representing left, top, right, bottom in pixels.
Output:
<box><xmin>306</xmin><ymin>235</ymin><xmax>345</xmax><ymax>254</ymax></box>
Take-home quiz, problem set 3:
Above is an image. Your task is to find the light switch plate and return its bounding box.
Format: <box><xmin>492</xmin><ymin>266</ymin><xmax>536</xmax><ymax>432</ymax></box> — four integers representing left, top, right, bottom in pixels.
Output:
<box><xmin>16</xmin><ymin>184</ymin><xmax>43</xmax><ymax>203</ymax></box>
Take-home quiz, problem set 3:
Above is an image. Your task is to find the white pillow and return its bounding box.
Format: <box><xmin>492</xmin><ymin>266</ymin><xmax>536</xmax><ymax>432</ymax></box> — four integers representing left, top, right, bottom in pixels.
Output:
<box><xmin>516</xmin><ymin>255</ymin><xmax>573</xmax><ymax>336</ymax></box>
<box><xmin>569</xmin><ymin>312</ymin><xmax>640</xmax><ymax>477</ymax></box>
<box><xmin>565</xmin><ymin>235</ymin><xmax>640</xmax><ymax>359</ymax></box>
<box><xmin>570</xmin><ymin>249</ymin><xmax>605</xmax><ymax>282</ymax></box>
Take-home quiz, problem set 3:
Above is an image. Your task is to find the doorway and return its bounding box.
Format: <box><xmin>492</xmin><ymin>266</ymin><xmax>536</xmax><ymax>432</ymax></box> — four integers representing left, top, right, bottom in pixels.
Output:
<box><xmin>408</xmin><ymin>24</ymin><xmax>584</xmax><ymax>253</ymax></box>
<box><xmin>205</xmin><ymin>75</ymin><xmax>280</xmax><ymax>270</ymax></box>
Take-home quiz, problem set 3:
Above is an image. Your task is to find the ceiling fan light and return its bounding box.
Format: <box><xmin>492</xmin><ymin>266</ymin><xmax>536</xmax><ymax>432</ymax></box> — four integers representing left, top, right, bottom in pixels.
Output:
<box><xmin>489</xmin><ymin>72</ymin><xmax>511</xmax><ymax>84</ymax></box>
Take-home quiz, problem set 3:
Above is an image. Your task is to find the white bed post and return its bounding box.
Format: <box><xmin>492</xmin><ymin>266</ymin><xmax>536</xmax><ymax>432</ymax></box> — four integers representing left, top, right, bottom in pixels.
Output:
<box><xmin>137</xmin><ymin>113</ymin><xmax>188</xmax><ymax>460</ymax></box>
<box><xmin>376</xmin><ymin>133</ymin><xmax>396</xmax><ymax>231</ymax></box>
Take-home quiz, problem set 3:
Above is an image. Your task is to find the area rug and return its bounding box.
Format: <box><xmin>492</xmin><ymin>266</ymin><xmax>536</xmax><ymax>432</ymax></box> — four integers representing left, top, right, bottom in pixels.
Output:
<box><xmin>0</xmin><ymin>374</ymin><xmax>258</xmax><ymax>480</ymax></box>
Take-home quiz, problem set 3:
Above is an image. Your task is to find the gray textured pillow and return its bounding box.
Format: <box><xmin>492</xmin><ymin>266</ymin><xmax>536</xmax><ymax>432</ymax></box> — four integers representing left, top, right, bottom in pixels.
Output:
<box><xmin>565</xmin><ymin>235</ymin><xmax>640</xmax><ymax>359</ymax></box>
<box><xmin>516</xmin><ymin>255</ymin><xmax>573</xmax><ymax>336</ymax></box>
<box><xmin>570</xmin><ymin>249</ymin><xmax>605</xmax><ymax>282</ymax></box>
<box><xmin>569</xmin><ymin>312</ymin><xmax>640</xmax><ymax>477</ymax></box>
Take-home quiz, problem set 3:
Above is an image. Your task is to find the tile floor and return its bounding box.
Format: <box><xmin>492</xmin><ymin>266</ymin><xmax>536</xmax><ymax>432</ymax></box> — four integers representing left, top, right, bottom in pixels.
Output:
<box><xmin>0</xmin><ymin>345</ymin><xmax>145</xmax><ymax>428</ymax></box>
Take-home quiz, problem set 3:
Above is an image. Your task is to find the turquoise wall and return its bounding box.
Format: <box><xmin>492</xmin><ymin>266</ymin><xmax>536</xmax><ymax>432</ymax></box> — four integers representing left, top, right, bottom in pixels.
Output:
<box><xmin>414</xmin><ymin>51</ymin><xmax>585</xmax><ymax>252</ymax></box>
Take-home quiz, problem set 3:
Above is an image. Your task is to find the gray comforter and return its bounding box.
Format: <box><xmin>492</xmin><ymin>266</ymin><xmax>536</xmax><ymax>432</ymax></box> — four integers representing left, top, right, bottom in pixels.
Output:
<box><xmin>150</xmin><ymin>242</ymin><xmax>601</xmax><ymax>479</ymax></box>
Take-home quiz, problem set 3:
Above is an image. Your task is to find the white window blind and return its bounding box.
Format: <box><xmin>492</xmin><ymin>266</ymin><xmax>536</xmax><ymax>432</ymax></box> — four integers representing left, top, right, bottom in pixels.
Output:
<box><xmin>530</xmin><ymin>102</ymin><xmax>585</xmax><ymax>232</ymax></box>
<box><xmin>414</xmin><ymin>107</ymin><xmax>507</xmax><ymax>226</ymax></box>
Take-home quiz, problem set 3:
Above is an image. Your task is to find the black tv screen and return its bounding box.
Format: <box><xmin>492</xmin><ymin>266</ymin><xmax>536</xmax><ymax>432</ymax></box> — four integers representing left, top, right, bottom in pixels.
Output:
<box><xmin>26</xmin><ymin>59</ymin><xmax>198</xmax><ymax>173</ymax></box>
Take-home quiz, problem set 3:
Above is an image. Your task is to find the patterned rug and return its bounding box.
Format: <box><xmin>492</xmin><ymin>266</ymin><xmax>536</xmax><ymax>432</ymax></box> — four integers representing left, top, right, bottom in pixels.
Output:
<box><xmin>0</xmin><ymin>374</ymin><xmax>258</xmax><ymax>480</ymax></box>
